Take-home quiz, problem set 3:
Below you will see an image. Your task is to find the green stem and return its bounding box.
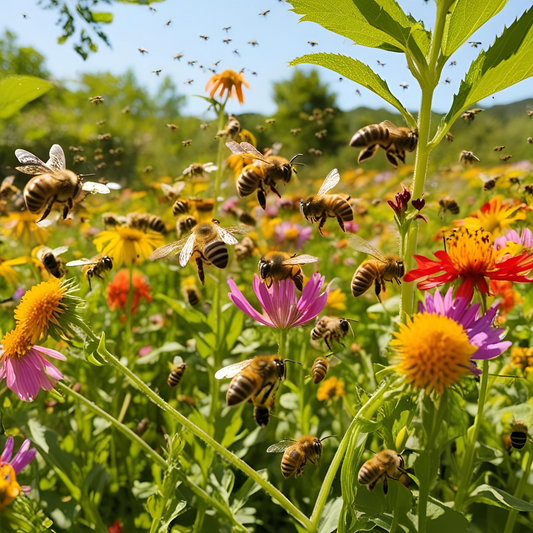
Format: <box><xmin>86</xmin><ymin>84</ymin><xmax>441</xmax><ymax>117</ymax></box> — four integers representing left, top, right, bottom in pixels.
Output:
<box><xmin>503</xmin><ymin>445</ymin><xmax>533</xmax><ymax>533</ymax></box>
<box><xmin>213</xmin><ymin>97</ymin><xmax>229</xmax><ymax>215</ymax></box>
<box><xmin>309</xmin><ymin>379</ymin><xmax>393</xmax><ymax>530</ymax></box>
<box><xmin>56</xmin><ymin>381</ymin><xmax>248</xmax><ymax>533</ymax></box>
<box><xmin>454</xmin><ymin>359</ymin><xmax>490</xmax><ymax>511</ymax></box>
<box><xmin>390</xmin><ymin>511</ymin><xmax>400</xmax><ymax>533</ymax></box>
<box><xmin>299</xmin><ymin>338</ymin><xmax>309</xmax><ymax>435</ymax></box>
<box><xmin>97</xmin><ymin>338</ymin><xmax>311</xmax><ymax>530</ymax></box>
<box><xmin>125</xmin><ymin>264</ymin><xmax>134</xmax><ymax>355</ymax></box>
<box><xmin>208</xmin><ymin>273</ymin><xmax>223</xmax><ymax>424</ymax></box>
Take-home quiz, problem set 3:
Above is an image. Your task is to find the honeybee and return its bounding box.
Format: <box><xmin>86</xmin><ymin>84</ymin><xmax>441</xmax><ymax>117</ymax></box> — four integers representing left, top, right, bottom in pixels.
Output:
<box><xmin>528</xmin><ymin>111</ymin><xmax>533</xmax><ymax>118</ymax></box>
<box><xmin>181</xmin><ymin>277</ymin><xmax>201</xmax><ymax>306</ymax></box>
<box><xmin>172</xmin><ymin>198</ymin><xmax>214</xmax><ymax>217</ymax></box>
<box><xmin>528</xmin><ymin>137</ymin><xmax>533</xmax><ymax>144</ymax></box>
<box><xmin>461</xmin><ymin>108</ymin><xmax>483</xmax><ymax>122</ymax></box>
<box><xmin>259</xmin><ymin>9</ymin><xmax>270</xmax><ymax>16</ymax></box>
<box><xmin>494</xmin><ymin>146</ymin><xmax>505</xmax><ymax>151</ymax></box>
<box><xmin>200</xmin><ymin>123</ymin><xmax>210</xmax><ymax>130</ymax></box>
<box><xmin>173</xmin><ymin>53</ymin><xmax>184</xmax><ymax>60</ymax></box>
<box><xmin>200</xmin><ymin>35</ymin><xmax>209</xmax><ymax>40</ymax></box>
<box><xmin>258</xmin><ymin>252</ymin><xmax>319</xmax><ymax>291</ymax></box>
<box><xmin>459</xmin><ymin>150</ymin><xmax>480</xmax><ymax>165</ymax></box>
<box><xmin>66</xmin><ymin>255</ymin><xmax>113</xmax><ymax>289</ymax></box>
<box><xmin>182</xmin><ymin>162</ymin><xmax>218</xmax><ymax>180</ymax></box>
<box><xmin>358</xmin><ymin>450</ymin><xmax>406</xmax><ymax>495</ymax></box>
<box><xmin>35</xmin><ymin>246</ymin><xmax>69</xmax><ymax>279</ymax></box>
<box><xmin>311</xmin><ymin>316</ymin><xmax>356</xmax><ymax>351</ymax></box>
<box><xmin>469</xmin><ymin>41</ymin><xmax>482</xmax><ymax>47</ymax></box>
<box><xmin>176</xmin><ymin>216</ymin><xmax>197</xmax><ymax>238</ymax></box>
<box><xmin>438</xmin><ymin>197</ymin><xmax>460</xmax><ymax>216</ymax></box>
<box><xmin>0</xmin><ymin>176</ymin><xmax>22</xmax><ymax>205</ymax></box>
<box><xmin>300</xmin><ymin>168</ymin><xmax>353</xmax><ymax>234</ymax></box>
<box><xmin>510</xmin><ymin>421</ymin><xmax>529</xmax><ymax>450</ymax></box>
<box><xmin>234</xmin><ymin>236</ymin><xmax>255</xmax><ymax>261</ymax></box>
<box><xmin>309</xmin><ymin>355</ymin><xmax>332</xmax><ymax>384</ymax></box>
<box><xmin>167</xmin><ymin>124</ymin><xmax>179</xmax><ymax>131</ymax></box>
<box><xmin>524</xmin><ymin>184</ymin><xmax>533</xmax><ymax>196</ymax></box>
<box><xmin>223</xmin><ymin>39</ymin><xmax>232</xmax><ymax>44</ymax></box>
<box><xmin>182</xmin><ymin>140</ymin><xmax>192</xmax><ymax>146</ymax></box>
<box><xmin>265</xmin><ymin>118</ymin><xmax>276</xmax><ymax>125</ymax></box>
<box><xmin>168</xmin><ymin>362</ymin><xmax>187</xmax><ymax>387</ymax></box>
<box><xmin>16</xmin><ymin>144</ymin><xmax>110</xmax><ymax>222</ymax></box>
<box><xmin>349</xmin><ymin>235</ymin><xmax>404</xmax><ymax>301</ymax></box>
<box><xmin>102</xmin><ymin>212</ymin><xmax>127</xmax><ymax>228</ymax></box>
<box><xmin>444</xmin><ymin>132</ymin><xmax>454</xmax><ymax>142</ymax></box>
<box><xmin>160</xmin><ymin>181</ymin><xmax>187</xmax><ymax>202</ymax></box>
<box><xmin>149</xmin><ymin>220</ymin><xmax>251</xmax><ymax>285</ymax></box>
<box><xmin>122</xmin><ymin>106</ymin><xmax>130</xmax><ymax>114</ymax></box>
<box><xmin>290</xmin><ymin>128</ymin><xmax>302</xmax><ymax>136</ymax></box>
<box><xmin>248</xmin><ymin>40</ymin><xmax>259</xmax><ymax>46</ymax></box>
<box><xmin>138</xmin><ymin>47</ymin><xmax>148</xmax><ymax>54</ymax></box>
<box><xmin>267</xmin><ymin>435</ymin><xmax>335</xmax><ymax>478</ymax></box>
<box><xmin>227</xmin><ymin>141</ymin><xmax>304</xmax><ymax>210</ymax></box>
<box><xmin>500</xmin><ymin>154</ymin><xmax>513</xmax><ymax>162</ymax></box>
<box><xmin>127</xmin><ymin>212</ymin><xmax>167</xmax><ymax>234</ymax></box>
<box><xmin>216</xmin><ymin>115</ymin><xmax>240</xmax><ymax>140</ymax></box>
<box><xmin>89</xmin><ymin>95</ymin><xmax>104</xmax><ymax>104</ymax></box>
<box><xmin>152</xmin><ymin>70</ymin><xmax>162</xmax><ymax>76</ymax></box>
<box><xmin>315</xmin><ymin>129</ymin><xmax>327</xmax><ymax>139</ymax></box>
<box><xmin>308</xmin><ymin>148</ymin><xmax>323</xmax><ymax>156</ymax></box>
<box><xmin>349</xmin><ymin>120</ymin><xmax>418</xmax><ymax>167</ymax></box>
<box><xmin>215</xmin><ymin>355</ymin><xmax>298</xmax><ymax>427</ymax></box>
<box><xmin>308</xmin><ymin>40</ymin><xmax>318</xmax><ymax>46</ymax></box>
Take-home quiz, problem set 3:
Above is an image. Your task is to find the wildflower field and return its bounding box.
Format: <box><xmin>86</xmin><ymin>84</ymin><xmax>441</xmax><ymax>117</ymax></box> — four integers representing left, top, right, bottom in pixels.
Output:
<box><xmin>3</xmin><ymin>1</ymin><xmax>533</xmax><ymax>532</ymax></box>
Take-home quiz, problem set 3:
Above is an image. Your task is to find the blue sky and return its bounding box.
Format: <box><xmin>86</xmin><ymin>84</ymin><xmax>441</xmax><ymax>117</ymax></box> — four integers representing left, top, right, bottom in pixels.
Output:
<box><xmin>3</xmin><ymin>0</ymin><xmax>532</xmax><ymax>118</ymax></box>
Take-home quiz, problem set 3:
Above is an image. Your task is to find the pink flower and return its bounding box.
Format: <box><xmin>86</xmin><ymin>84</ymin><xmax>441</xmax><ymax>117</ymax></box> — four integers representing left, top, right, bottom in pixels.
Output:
<box><xmin>1</xmin><ymin>437</ymin><xmax>36</xmax><ymax>476</ymax></box>
<box><xmin>344</xmin><ymin>221</ymin><xmax>359</xmax><ymax>233</ymax></box>
<box><xmin>494</xmin><ymin>228</ymin><xmax>533</xmax><ymax>250</ymax></box>
<box><xmin>274</xmin><ymin>221</ymin><xmax>312</xmax><ymax>250</ymax></box>
<box><xmin>228</xmin><ymin>273</ymin><xmax>329</xmax><ymax>330</ymax></box>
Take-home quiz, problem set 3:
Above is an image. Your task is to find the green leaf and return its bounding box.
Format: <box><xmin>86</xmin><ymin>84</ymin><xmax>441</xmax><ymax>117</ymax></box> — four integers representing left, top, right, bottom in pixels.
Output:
<box><xmin>433</xmin><ymin>7</ymin><xmax>533</xmax><ymax>145</ymax></box>
<box><xmin>421</xmin><ymin>496</ymin><xmax>470</xmax><ymax>532</ymax></box>
<box><xmin>230</xmin><ymin>470</ymin><xmax>268</xmax><ymax>514</ymax></box>
<box><xmin>468</xmin><ymin>484</ymin><xmax>533</xmax><ymax>511</ymax></box>
<box><xmin>288</xmin><ymin>0</ymin><xmax>403</xmax><ymax>52</ymax></box>
<box><xmin>442</xmin><ymin>0</ymin><xmax>509</xmax><ymax>57</ymax></box>
<box><xmin>289</xmin><ymin>53</ymin><xmax>416</xmax><ymax>129</ymax></box>
<box><xmin>318</xmin><ymin>497</ymin><xmax>343</xmax><ymax>533</ymax></box>
<box><xmin>92</xmin><ymin>12</ymin><xmax>114</xmax><ymax>24</ymax></box>
<box><xmin>0</xmin><ymin>76</ymin><xmax>53</xmax><ymax>119</ymax></box>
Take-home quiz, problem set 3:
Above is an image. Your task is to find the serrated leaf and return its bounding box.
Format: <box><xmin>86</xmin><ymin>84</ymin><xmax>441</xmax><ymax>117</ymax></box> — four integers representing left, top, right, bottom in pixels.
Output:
<box><xmin>442</xmin><ymin>0</ymin><xmax>509</xmax><ymax>57</ymax></box>
<box><xmin>0</xmin><ymin>76</ymin><xmax>54</xmax><ymax>119</ymax></box>
<box><xmin>434</xmin><ymin>7</ymin><xmax>533</xmax><ymax>145</ymax></box>
<box><xmin>289</xmin><ymin>53</ymin><xmax>416</xmax><ymax>129</ymax></box>
<box><xmin>468</xmin><ymin>484</ymin><xmax>533</xmax><ymax>511</ymax></box>
<box><xmin>92</xmin><ymin>12</ymin><xmax>114</xmax><ymax>23</ymax></box>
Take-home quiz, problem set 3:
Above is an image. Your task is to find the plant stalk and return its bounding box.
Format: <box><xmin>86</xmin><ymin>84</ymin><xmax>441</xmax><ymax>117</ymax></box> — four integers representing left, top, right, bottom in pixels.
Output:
<box><xmin>503</xmin><ymin>446</ymin><xmax>533</xmax><ymax>533</ymax></box>
<box><xmin>124</xmin><ymin>264</ymin><xmax>134</xmax><ymax>355</ymax></box>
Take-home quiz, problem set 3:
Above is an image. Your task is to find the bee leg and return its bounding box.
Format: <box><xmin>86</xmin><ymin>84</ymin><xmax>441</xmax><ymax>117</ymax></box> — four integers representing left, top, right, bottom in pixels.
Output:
<box><xmin>269</xmin><ymin>184</ymin><xmax>282</xmax><ymax>198</ymax></box>
<box><xmin>385</xmin><ymin>150</ymin><xmax>399</xmax><ymax>168</ymax></box>
<box><xmin>324</xmin><ymin>336</ymin><xmax>332</xmax><ymax>351</ymax></box>
<box><xmin>396</xmin><ymin>150</ymin><xmax>406</xmax><ymax>164</ymax></box>
<box><xmin>336</xmin><ymin>215</ymin><xmax>346</xmax><ymax>232</ymax></box>
<box><xmin>38</xmin><ymin>197</ymin><xmax>56</xmax><ymax>222</ymax></box>
<box><xmin>196</xmin><ymin>257</ymin><xmax>205</xmax><ymax>285</ymax></box>
<box><xmin>317</xmin><ymin>216</ymin><xmax>327</xmax><ymax>235</ymax></box>
<box><xmin>383</xmin><ymin>476</ymin><xmax>389</xmax><ymax>496</ymax></box>
<box><xmin>257</xmin><ymin>188</ymin><xmax>266</xmax><ymax>210</ymax></box>
<box><xmin>358</xmin><ymin>145</ymin><xmax>379</xmax><ymax>163</ymax></box>
<box><xmin>87</xmin><ymin>275</ymin><xmax>92</xmax><ymax>291</ymax></box>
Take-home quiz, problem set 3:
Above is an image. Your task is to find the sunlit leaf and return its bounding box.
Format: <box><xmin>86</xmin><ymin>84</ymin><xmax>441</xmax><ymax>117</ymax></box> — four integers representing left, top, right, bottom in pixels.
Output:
<box><xmin>92</xmin><ymin>12</ymin><xmax>114</xmax><ymax>24</ymax></box>
<box><xmin>0</xmin><ymin>76</ymin><xmax>53</xmax><ymax>119</ymax></box>
<box><xmin>468</xmin><ymin>484</ymin><xmax>533</xmax><ymax>511</ymax></box>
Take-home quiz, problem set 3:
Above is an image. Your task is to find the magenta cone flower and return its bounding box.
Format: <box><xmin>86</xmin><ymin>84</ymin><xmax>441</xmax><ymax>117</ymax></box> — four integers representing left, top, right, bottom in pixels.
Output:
<box><xmin>228</xmin><ymin>273</ymin><xmax>329</xmax><ymax>330</ymax></box>
<box><xmin>0</xmin><ymin>437</ymin><xmax>36</xmax><ymax>476</ymax></box>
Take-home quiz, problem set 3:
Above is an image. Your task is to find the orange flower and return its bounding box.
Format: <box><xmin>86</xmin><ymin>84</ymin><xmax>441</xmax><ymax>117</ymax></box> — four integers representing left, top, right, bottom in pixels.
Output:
<box><xmin>107</xmin><ymin>270</ymin><xmax>152</xmax><ymax>317</ymax></box>
<box><xmin>489</xmin><ymin>279</ymin><xmax>521</xmax><ymax>315</ymax></box>
<box><xmin>205</xmin><ymin>69</ymin><xmax>250</xmax><ymax>104</ymax></box>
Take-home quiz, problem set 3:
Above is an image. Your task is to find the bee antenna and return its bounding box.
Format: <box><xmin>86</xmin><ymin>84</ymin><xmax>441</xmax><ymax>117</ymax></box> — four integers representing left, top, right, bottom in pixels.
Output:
<box><xmin>78</xmin><ymin>173</ymin><xmax>96</xmax><ymax>178</ymax></box>
<box><xmin>320</xmin><ymin>435</ymin><xmax>337</xmax><ymax>442</ymax></box>
<box><xmin>283</xmin><ymin>359</ymin><xmax>303</xmax><ymax>365</ymax></box>
<box><xmin>290</xmin><ymin>153</ymin><xmax>305</xmax><ymax>165</ymax></box>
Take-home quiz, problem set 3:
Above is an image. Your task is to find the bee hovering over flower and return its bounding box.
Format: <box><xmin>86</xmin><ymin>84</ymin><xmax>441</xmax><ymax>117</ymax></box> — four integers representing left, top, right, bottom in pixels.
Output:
<box><xmin>149</xmin><ymin>220</ymin><xmax>252</xmax><ymax>285</ymax></box>
<box><xmin>258</xmin><ymin>251</ymin><xmax>319</xmax><ymax>291</ymax></box>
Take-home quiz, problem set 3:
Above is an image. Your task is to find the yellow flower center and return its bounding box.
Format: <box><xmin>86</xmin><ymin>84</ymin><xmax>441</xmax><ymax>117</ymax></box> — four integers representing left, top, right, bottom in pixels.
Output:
<box><xmin>447</xmin><ymin>229</ymin><xmax>496</xmax><ymax>276</ymax></box>
<box><xmin>391</xmin><ymin>313</ymin><xmax>476</xmax><ymax>394</ymax></box>
<box><xmin>117</xmin><ymin>226</ymin><xmax>145</xmax><ymax>242</ymax></box>
<box><xmin>14</xmin><ymin>278</ymin><xmax>66</xmax><ymax>343</ymax></box>
<box><xmin>1</xmin><ymin>328</ymin><xmax>32</xmax><ymax>360</ymax></box>
<box><xmin>463</xmin><ymin>195</ymin><xmax>525</xmax><ymax>236</ymax></box>
<box><xmin>0</xmin><ymin>463</ymin><xmax>22</xmax><ymax>510</ymax></box>
<box><xmin>284</xmin><ymin>228</ymin><xmax>300</xmax><ymax>241</ymax></box>
<box><xmin>316</xmin><ymin>376</ymin><xmax>346</xmax><ymax>401</ymax></box>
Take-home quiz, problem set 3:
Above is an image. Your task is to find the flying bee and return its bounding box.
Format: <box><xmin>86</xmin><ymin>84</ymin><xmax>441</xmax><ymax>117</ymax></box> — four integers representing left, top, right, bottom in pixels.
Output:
<box><xmin>216</xmin><ymin>115</ymin><xmax>241</xmax><ymax>140</ymax></box>
<box><xmin>528</xmin><ymin>137</ymin><xmax>533</xmax><ymax>144</ymax></box>
<box><xmin>510</xmin><ymin>421</ymin><xmax>529</xmax><ymax>450</ymax></box>
<box><xmin>222</xmin><ymin>26</ymin><xmax>231</xmax><ymax>32</ymax></box>
<box><xmin>444</xmin><ymin>132</ymin><xmax>454</xmax><ymax>142</ymax></box>
<box><xmin>524</xmin><ymin>185</ymin><xmax>533</xmax><ymax>196</ymax></box>
<box><xmin>127</xmin><ymin>212</ymin><xmax>167</xmax><ymax>234</ymax></box>
<box><xmin>200</xmin><ymin>123</ymin><xmax>210</xmax><ymax>130</ymax></box>
<box><xmin>66</xmin><ymin>255</ymin><xmax>113</xmax><ymax>289</ymax></box>
<box><xmin>199</xmin><ymin>35</ymin><xmax>209</xmax><ymax>40</ymax></box>
<box><xmin>0</xmin><ymin>176</ymin><xmax>20</xmax><ymax>203</ymax></box>
<box><xmin>138</xmin><ymin>47</ymin><xmax>148</xmax><ymax>54</ymax></box>
<box><xmin>300</xmin><ymin>168</ymin><xmax>353</xmax><ymax>234</ymax></box>
<box><xmin>528</xmin><ymin>111</ymin><xmax>533</xmax><ymax>118</ymax></box>
<box><xmin>176</xmin><ymin>215</ymin><xmax>197</xmax><ymax>238</ymax></box>
<box><xmin>480</xmin><ymin>175</ymin><xmax>499</xmax><ymax>191</ymax></box>
<box><xmin>265</xmin><ymin>118</ymin><xmax>276</xmax><ymax>125</ymax></box>
<box><xmin>248</xmin><ymin>40</ymin><xmax>259</xmax><ymax>46</ymax></box>
<box><xmin>182</xmin><ymin>140</ymin><xmax>192</xmax><ymax>147</ymax></box>
<box><xmin>166</xmin><ymin>124</ymin><xmax>179</xmax><ymax>131</ymax></box>
<box><xmin>215</xmin><ymin>355</ymin><xmax>299</xmax><ymax>427</ymax></box>
<box><xmin>358</xmin><ymin>450</ymin><xmax>406</xmax><ymax>495</ymax></box>
<box><xmin>444</xmin><ymin>77</ymin><xmax>451</xmax><ymax>84</ymax></box>
<box><xmin>182</xmin><ymin>162</ymin><xmax>218</xmax><ymax>180</ymax></box>
<box><xmin>89</xmin><ymin>95</ymin><xmax>104</xmax><ymax>104</ymax></box>
<box><xmin>173</xmin><ymin>53</ymin><xmax>183</xmax><ymax>60</ymax></box>
<box><xmin>500</xmin><ymin>154</ymin><xmax>513</xmax><ymax>162</ymax></box>
<box><xmin>15</xmin><ymin>144</ymin><xmax>110</xmax><ymax>222</ymax></box>
<box><xmin>181</xmin><ymin>278</ymin><xmax>201</xmax><ymax>306</ymax></box>
<box><xmin>152</xmin><ymin>70</ymin><xmax>162</xmax><ymax>76</ymax></box>
<box><xmin>135</xmin><ymin>418</ymin><xmax>149</xmax><ymax>436</ymax></box>
<box><xmin>258</xmin><ymin>251</ymin><xmax>319</xmax><ymax>291</ymax></box>
<box><xmin>469</xmin><ymin>41</ymin><xmax>482</xmax><ymax>47</ymax></box>
<box><xmin>149</xmin><ymin>220</ymin><xmax>251</xmax><ymax>285</ymax></box>
<box><xmin>461</xmin><ymin>108</ymin><xmax>483</xmax><ymax>122</ymax></box>
<box><xmin>256</xmin><ymin>125</ymin><xmax>265</xmax><ymax>132</ymax></box>
<box><xmin>161</xmin><ymin>181</ymin><xmax>186</xmax><ymax>202</ymax></box>
<box><xmin>267</xmin><ymin>435</ymin><xmax>335</xmax><ymax>478</ymax></box>
<box><xmin>35</xmin><ymin>246</ymin><xmax>69</xmax><ymax>279</ymax></box>
<box><xmin>184</xmin><ymin>79</ymin><xmax>194</xmax><ymax>85</ymax></box>
<box><xmin>349</xmin><ymin>120</ymin><xmax>418</xmax><ymax>168</ymax></box>
<box><xmin>172</xmin><ymin>198</ymin><xmax>213</xmax><ymax>217</ymax></box>
<box><xmin>223</xmin><ymin>39</ymin><xmax>232</xmax><ymax>44</ymax></box>
<box><xmin>234</xmin><ymin>236</ymin><xmax>255</xmax><ymax>261</ymax></box>
<box><xmin>259</xmin><ymin>9</ymin><xmax>270</xmax><ymax>16</ymax></box>
<box><xmin>227</xmin><ymin>141</ymin><xmax>304</xmax><ymax>210</ymax></box>
<box><xmin>308</xmin><ymin>40</ymin><xmax>318</xmax><ymax>46</ymax></box>
<box><xmin>310</xmin><ymin>316</ymin><xmax>356</xmax><ymax>351</ymax></box>
<box><xmin>308</xmin><ymin>148</ymin><xmax>323</xmax><ymax>156</ymax></box>
<box><xmin>399</xmin><ymin>82</ymin><xmax>409</xmax><ymax>90</ymax></box>
<box><xmin>168</xmin><ymin>362</ymin><xmax>187</xmax><ymax>387</ymax></box>
<box><xmin>449</xmin><ymin>61</ymin><xmax>457</xmax><ymax>66</ymax></box>
<box><xmin>309</xmin><ymin>355</ymin><xmax>332</xmax><ymax>384</ymax></box>
<box><xmin>494</xmin><ymin>146</ymin><xmax>505</xmax><ymax>151</ymax></box>
<box><xmin>438</xmin><ymin>197</ymin><xmax>460</xmax><ymax>216</ymax></box>
<box><xmin>349</xmin><ymin>235</ymin><xmax>404</xmax><ymax>301</ymax></box>
<box><xmin>315</xmin><ymin>129</ymin><xmax>327</xmax><ymax>139</ymax></box>
<box><xmin>102</xmin><ymin>212</ymin><xmax>127</xmax><ymax>228</ymax></box>
<box><xmin>290</xmin><ymin>128</ymin><xmax>302</xmax><ymax>136</ymax></box>
<box><xmin>460</xmin><ymin>150</ymin><xmax>480</xmax><ymax>165</ymax></box>
<box><xmin>96</xmin><ymin>120</ymin><xmax>106</xmax><ymax>126</ymax></box>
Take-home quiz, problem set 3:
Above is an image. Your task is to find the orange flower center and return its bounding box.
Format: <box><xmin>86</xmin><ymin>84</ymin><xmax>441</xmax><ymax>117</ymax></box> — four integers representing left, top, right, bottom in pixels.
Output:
<box><xmin>447</xmin><ymin>229</ymin><xmax>496</xmax><ymax>276</ymax></box>
<box><xmin>0</xmin><ymin>463</ymin><xmax>21</xmax><ymax>510</ymax></box>
<box><xmin>1</xmin><ymin>328</ymin><xmax>32</xmax><ymax>360</ymax></box>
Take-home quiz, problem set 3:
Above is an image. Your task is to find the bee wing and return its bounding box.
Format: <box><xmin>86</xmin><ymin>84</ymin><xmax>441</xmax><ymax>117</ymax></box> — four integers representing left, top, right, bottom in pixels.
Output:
<box><xmin>15</xmin><ymin>149</ymin><xmax>52</xmax><ymax>175</ymax></box>
<box><xmin>266</xmin><ymin>440</ymin><xmax>296</xmax><ymax>453</ymax></box>
<box><xmin>222</xmin><ymin>225</ymin><xmax>254</xmax><ymax>242</ymax></box>
<box><xmin>317</xmin><ymin>168</ymin><xmax>340</xmax><ymax>198</ymax></box>
<box><xmin>82</xmin><ymin>182</ymin><xmax>111</xmax><ymax>194</ymax></box>
<box><xmin>282</xmin><ymin>254</ymin><xmax>319</xmax><ymax>266</ymax></box>
<box><xmin>226</xmin><ymin>141</ymin><xmax>269</xmax><ymax>163</ymax></box>
<box><xmin>348</xmin><ymin>235</ymin><xmax>386</xmax><ymax>262</ymax></box>
<box><xmin>46</xmin><ymin>144</ymin><xmax>66</xmax><ymax>172</ymax></box>
<box><xmin>217</xmin><ymin>226</ymin><xmax>239</xmax><ymax>245</ymax></box>
<box><xmin>203</xmin><ymin>162</ymin><xmax>218</xmax><ymax>173</ymax></box>
<box><xmin>214</xmin><ymin>359</ymin><xmax>254</xmax><ymax>380</ymax></box>
<box><xmin>380</xmin><ymin>120</ymin><xmax>402</xmax><ymax>135</ymax></box>
<box><xmin>161</xmin><ymin>181</ymin><xmax>186</xmax><ymax>198</ymax></box>
<box><xmin>52</xmin><ymin>246</ymin><xmax>69</xmax><ymax>257</ymax></box>
<box><xmin>66</xmin><ymin>258</ymin><xmax>97</xmax><ymax>267</ymax></box>
<box><xmin>1</xmin><ymin>176</ymin><xmax>15</xmax><ymax>190</ymax></box>
<box><xmin>104</xmin><ymin>182</ymin><xmax>122</xmax><ymax>190</ymax></box>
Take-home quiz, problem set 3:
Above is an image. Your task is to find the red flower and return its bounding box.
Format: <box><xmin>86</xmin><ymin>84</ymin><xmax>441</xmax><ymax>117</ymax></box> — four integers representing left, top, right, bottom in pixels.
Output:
<box><xmin>404</xmin><ymin>228</ymin><xmax>533</xmax><ymax>301</ymax></box>
<box><xmin>108</xmin><ymin>520</ymin><xmax>122</xmax><ymax>533</ymax></box>
<box><xmin>107</xmin><ymin>270</ymin><xmax>152</xmax><ymax>316</ymax></box>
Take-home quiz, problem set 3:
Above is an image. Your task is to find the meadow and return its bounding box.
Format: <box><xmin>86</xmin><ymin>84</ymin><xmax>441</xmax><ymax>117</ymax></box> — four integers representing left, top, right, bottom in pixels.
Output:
<box><xmin>2</xmin><ymin>1</ymin><xmax>533</xmax><ymax>532</ymax></box>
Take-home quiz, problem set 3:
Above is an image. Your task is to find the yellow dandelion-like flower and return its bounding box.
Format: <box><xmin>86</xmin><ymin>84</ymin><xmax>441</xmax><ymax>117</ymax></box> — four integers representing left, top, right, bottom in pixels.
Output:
<box><xmin>462</xmin><ymin>196</ymin><xmax>525</xmax><ymax>236</ymax></box>
<box><xmin>325</xmin><ymin>289</ymin><xmax>347</xmax><ymax>313</ymax></box>
<box><xmin>391</xmin><ymin>313</ymin><xmax>476</xmax><ymax>395</ymax></box>
<box><xmin>0</xmin><ymin>257</ymin><xmax>30</xmax><ymax>284</ymax></box>
<box><xmin>0</xmin><ymin>463</ymin><xmax>22</xmax><ymax>510</ymax></box>
<box><xmin>93</xmin><ymin>226</ymin><xmax>165</xmax><ymax>267</ymax></box>
<box><xmin>317</xmin><ymin>376</ymin><xmax>346</xmax><ymax>402</ymax></box>
<box><xmin>2</xmin><ymin>211</ymin><xmax>49</xmax><ymax>246</ymax></box>
<box><xmin>205</xmin><ymin>69</ymin><xmax>250</xmax><ymax>104</ymax></box>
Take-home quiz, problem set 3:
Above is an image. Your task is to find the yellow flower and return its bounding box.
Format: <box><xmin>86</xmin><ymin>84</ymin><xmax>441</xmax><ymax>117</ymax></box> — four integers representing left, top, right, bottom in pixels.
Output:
<box><xmin>260</xmin><ymin>216</ymin><xmax>281</xmax><ymax>240</ymax></box>
<box><xmin>2</xmin><ymin>211</ymin><xmax>49</xmax><ymax>246</ymax></box>
<box><xmin>0</xmin><ymin>257</ymin><xmax>30</xmax><ymax>283</ymax></box>
<box><xmin>205</xmin><ymin>69</ymin><xmax>250</xmax><ymax>104</ymax></box>
<box><xmin>325</xmin><ymin>289</ymin><xmax>347</xmax><ymax>313</ymax></box>
<box><xmin>0</xmin><ymin>463</ymin><xmax>21</xmax><ymax>510</ymax></box>
<box><xmin>391</xmin><ymin>313</ymin><xmax>476</xmax><ymax>395</ymax></box>
<box><xmin>93</xmin><ymin>226</ymin><xmax>165</xmax><ymax>267</ymax></box>
<box><xmin>462</xmin><ymin>196</ymin><xmax>525</xmax><ymax>236</ymax></box>
<box><xmin>317</xmin><ymin>376</ymin><xmax>346</xmax><ymax>401</ymax></box>
<box><xmin>238</xmin><ymin>129</ymin><xmax>257</xmax><ymax>146</ymax></box>
<box><xmin>1</xmin><ymin>328</ymin><xmax>33</xmax><ymax>359</ymax></box>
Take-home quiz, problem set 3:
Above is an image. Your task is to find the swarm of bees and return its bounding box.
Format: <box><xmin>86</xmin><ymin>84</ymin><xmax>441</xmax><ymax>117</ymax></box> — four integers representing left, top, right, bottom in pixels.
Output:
<box><xmin>350</xmin><ymin>121</ymin><xmax>418</xmax><ymax>168</ymax></box>
<box><xmin>15</xmin><ymin>144</ymin><xmax>110</xmax><ymax>222</ymax></box>
<box><xmin>349</xmin><ymin>236</ymin><xmax>404</xmax><ymax>301</ymax></box>
<box><xmin>300</xmin><ymin>168</ymin><xmax>353</xmax><ymax>234</ymax></box>
<box><xmin>149</xmin><ymin>220</ymin><xmax>251</xmax><ymax>285</ymax></box>
<box><xmin>311</xmin><ymin>316</ymin><xmax>356</xmax><ymax>351</ymax></box>
<box><xmin>258</xmin><ymin>251</ymin><xmax>319</xmax><ymax>291</ymax></box>
<box><xmin>215</xmin><ymin>355</ymin><xmax>300</xmax><ymax>427</ymax></box>
<box><xmin>358</xmin><ymin>450</ymin><xmax>406</xmax><ymax>494</ymax></box>
<box><xmin>267</xmin><ymin>435</ymin><xmax>335</xmax><ymax>478</ymax></box>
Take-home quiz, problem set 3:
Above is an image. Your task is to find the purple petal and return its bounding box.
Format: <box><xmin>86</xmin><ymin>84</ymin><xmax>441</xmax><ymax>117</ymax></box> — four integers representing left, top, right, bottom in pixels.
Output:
<box><xmin>1</xmin><ymin>436</ymin><xmax>14</xmax><ymax>463</ymax></box>
<box><xmin>228</xmin><ymin>279</ymin><xmax>273</xmax><ymax>327</ymax></box>
<box><xmin>33</xmin><ymin>345</ymin><xmax>67</xmax><ymax>361</ymax></box>
<box><xmin>11</xmin><ymin>439</ymin><xmax>37</xmax><ymax>474</ymax></box>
